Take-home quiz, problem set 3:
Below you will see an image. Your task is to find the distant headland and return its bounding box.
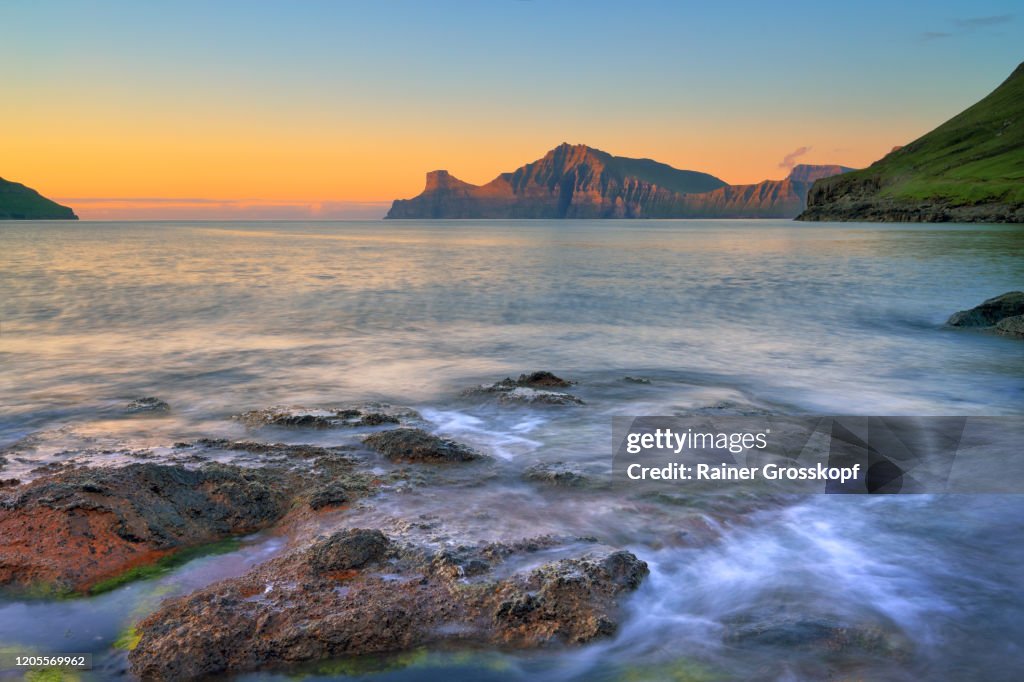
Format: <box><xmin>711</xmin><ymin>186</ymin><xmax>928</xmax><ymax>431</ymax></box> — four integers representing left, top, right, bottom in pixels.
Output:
<box><xmin>798</xmin><ymin>62</ymin><xmax>1024</xmax><ymax>223</ymax></box>
<box><xmin>387</xmin><ymin>143</ymin><xmax>853</xmax><ymax>219</ymax></box>
<box><xmin>0</xmin><ymin>177</ymin><xmax>77</xmax><ymax>220</ymax></box>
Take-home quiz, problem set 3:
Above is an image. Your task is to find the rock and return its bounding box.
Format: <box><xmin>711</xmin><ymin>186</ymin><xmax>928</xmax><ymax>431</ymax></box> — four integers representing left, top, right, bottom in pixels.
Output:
<box><xmin>686</xmin><ymin>400</ymin><xmax>774</xmax><ymax>417</ymax></box>
<box><xmin>723</xmin><ymin>613</ymin><xmax>911</xmax><ymax>659</ymax></box>
<box><xmin>510</xmin><ymin>371</ymin><xmax>574</xmax><ymax>388</ymax></box>
<box><xmin>523</xmin><ymin>461</ymin><xmax>588</xmax><ymax>488</ymax></box>
<box><xmin>307</xmin><ymin>481</ymin><xmax>351</xmax><ymax>510</ymax></box>
<box><xmin>623</xmin><ymin>376</ymin><xmax>651</xmax><ymax>384</ymax></box>
<box><xmin>307</xmin><ymin>529</ymin><xmax>390</xmax><ymax>572</ymax></box>
<box><xmin>0</xmin><ymin>463</ymin><xmax>296</xmax><ymax>594</ymax></box>
<box><xmin>237</xmin><ymin>403</ymin><xmax>418</xmax><ymax>429</ymax></box>
<box><xmin>497</xmin><ymin>387</ymin><xmax>585</xmax><ymax>406</ymax></box>
<box><xmin>128</xmin><ymin>531</ymin><xmax>647</xmax><ymax>680</ymax></box>
<box><xmin>124</xmin><ymin>397</ymin><xmax>170</xmax><ymax>414</ymax></box>
<box><xmin>363</xmin><ymin>428</ymin><xmax>484</xmax><ymax>463</ymax></box>
<box><xmin>996</xmin><ymin>314</ymin><xmax>1024</xmax><ymax>338</ymax></box>
<box><xmin>465</xmin><ymin>372</ymin><xmax>584</xmax><ymax>405</ymax></box>
<box><xmin>173</xmin><ymin>438</ymin><xmax>356</xmax><ymax>461</ymax></box>
<box><xmin>948</xmin><ymin>292</ymin><xmax>1024</xmax><ymax>327</ymax></box>
<box><xmin>491</xmin><ymin>371</ymin><xmax>574</xmax><ymax>389</ymax></box>
<box><xmin>386</xmin><ymin>144</ymin><xmax>850</xmax><ymax>220</ymax></box>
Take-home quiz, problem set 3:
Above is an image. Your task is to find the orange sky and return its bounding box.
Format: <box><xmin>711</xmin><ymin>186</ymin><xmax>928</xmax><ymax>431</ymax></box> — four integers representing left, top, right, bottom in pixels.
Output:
<box><xmin>3</xmin><ymin>1</ymin><xmax>1018</xmax><ymax>219</ymax></box>
<box><xmin>7</xmin><ymin>115</ymin><xmax>931</xmax><ymax>220</ymax></box>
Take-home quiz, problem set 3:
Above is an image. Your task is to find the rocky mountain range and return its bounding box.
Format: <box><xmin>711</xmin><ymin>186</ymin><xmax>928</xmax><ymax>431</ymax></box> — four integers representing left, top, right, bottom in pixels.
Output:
<box><xmin>387</xmin><ymin>143</ymin><xmax>852</xmax><ymax>219</ymax></box>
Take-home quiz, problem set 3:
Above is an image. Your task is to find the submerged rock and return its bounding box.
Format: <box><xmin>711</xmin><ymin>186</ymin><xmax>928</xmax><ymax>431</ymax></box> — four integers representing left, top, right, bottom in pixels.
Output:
<box><xmin>465</xmin><ymin>372</ymin><xmax>584</xmax><ymax>405</ymax></box>
<box><xmin>623</xmin><ymin>376</ymin><xmax>652</xmax><ymax>384</ymax></box>
<box><xmin>128</xmin><ymin>531</ymin><xmax>647</xmax><ymax>680</ymax></box>
<box><xmin>173</xmin><ymin>438</ymin><xmax>357</xmax><ymax>461</ymax></box>
<box><xmin>363</xmin><ymin>428</ymin><xmax>485</xmax><ymax>463</ymax></box>
<box><xmin>523</xmin><ymin>461</ymin><xmax>589</xmax><ymax>488</ymax></box>
<box><xmin>947</xmin><ymin>291</ymin><xmax>1024</xmax><ymax>328</ymax></box>
<box><xmin>995</xmin><ymin>314</ymin><xmax>1024</xmax><ymax>338</ymax></box>
<box><xmin>124</xmin><ymin>397</ymin><xmax>170</xmax><ymax>414</ymax></box>
<box><xmin>237</xmin><ymin>403</ymin><xmax>419</xmax><ymax>429</ymax></box>
<box><xmin>497</xmin><ymin>387</ymin><xmax>585</xmax><ymax>406</ymax></box>
<box><xmin>0</xmin><ymin>463</ymin><xmax>296</xmax><ymax>594</ymax></box>
<box><xmin>724</xmin><ymin>612</ymin><xmax>912</xmax><ymax>659</ymax></box>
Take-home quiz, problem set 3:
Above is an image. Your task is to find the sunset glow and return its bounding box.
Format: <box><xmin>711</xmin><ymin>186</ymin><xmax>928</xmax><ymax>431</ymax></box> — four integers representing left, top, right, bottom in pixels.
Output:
<box><xmin>3</xmin><ymin>0</ymin><xmax>1020</xmax><ymax>219</ymax></box>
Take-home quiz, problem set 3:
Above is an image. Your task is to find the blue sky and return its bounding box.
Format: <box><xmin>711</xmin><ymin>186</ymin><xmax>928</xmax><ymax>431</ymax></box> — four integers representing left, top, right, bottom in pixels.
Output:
<box><xmin>2</xmin><ymin>0</ymin><xmax>1020</xmax><ymax>217</ymax></box>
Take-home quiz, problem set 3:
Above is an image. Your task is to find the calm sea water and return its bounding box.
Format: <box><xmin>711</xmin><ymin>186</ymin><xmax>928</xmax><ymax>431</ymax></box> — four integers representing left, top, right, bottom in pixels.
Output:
<box><xmin>1</xmin><ymin>220</ymin><xmax>1023</xmax><ymax>681</ymax></box>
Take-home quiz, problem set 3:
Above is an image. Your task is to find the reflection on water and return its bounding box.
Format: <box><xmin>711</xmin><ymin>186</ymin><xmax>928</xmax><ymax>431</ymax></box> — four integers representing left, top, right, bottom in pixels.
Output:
<box><xmin>1</xmin><ymin>220</ymin><xmax>1022</xmax><ymax>681</ymax></box>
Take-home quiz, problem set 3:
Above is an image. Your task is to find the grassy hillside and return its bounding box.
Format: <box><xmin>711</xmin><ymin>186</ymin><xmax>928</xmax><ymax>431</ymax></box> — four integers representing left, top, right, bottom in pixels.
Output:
<box><xmin>881</xmin><ymin>62</ymin><xmax>1024</xmax><ymax>204</ymax></box>
<box><xmin>0</xmin><ymin>177</ymin><xmax>77</xmax><ymax>219</ymax></box>
<box><xmin>799</xmin><ymin>62</ymin><xmax>1024</xmax><ymax>221</ymax></box>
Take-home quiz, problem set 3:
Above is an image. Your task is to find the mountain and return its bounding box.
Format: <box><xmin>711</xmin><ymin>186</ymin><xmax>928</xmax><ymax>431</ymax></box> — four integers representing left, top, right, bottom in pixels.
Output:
<box><xmin>387</xmin><ymin>144</ymin><xmax>850</xmax><ymax>219</ymax></box>
<box><xmin>798</xmin><ymin>62</ymin><xmax>1024</xmax><ymax>223</ymax></box>
<box><xmin>0</xmin><ymin>177</ymin><xmax>77</xmax><ymax>220</ymax></box>
<box><xmin>674</xmin><ymin>164</ymin><xmax>855</xmax><ymax>218</ymax></box>
<box><xmin>388</xmin><ymin>143</ymin><xmax>728</xmax><ymax>218</ymax></box>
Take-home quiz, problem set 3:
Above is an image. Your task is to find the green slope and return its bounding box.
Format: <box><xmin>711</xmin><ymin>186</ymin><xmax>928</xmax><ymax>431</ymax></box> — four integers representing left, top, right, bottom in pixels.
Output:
<box><xmin>0</xmin><ymin>177</ymin><xmax>78</xmax><ymax>220</ymax></box>
<box><xmin>799</xmin><ymin>62</ymin><xmax>1024</xmax><ymax>221</ymax></box>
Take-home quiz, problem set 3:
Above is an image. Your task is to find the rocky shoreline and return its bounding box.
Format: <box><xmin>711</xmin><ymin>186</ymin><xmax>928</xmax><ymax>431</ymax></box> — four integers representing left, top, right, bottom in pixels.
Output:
<box><xmin>2</xmin><ymin>359</ymin><xmax>982</xmax><ymax>679</ymax></box>
<box><xmin>0</xmin><ymin>372</ymin><xmax>657</xmax><ymax>680</ymax></box>
<box><xmin>129</xmin><ymin>530</ymin><xmax>646</xmax><ymax>680</ymax></box>
<box><xmin>795</xmin><ymin>176</ymin><xmax>1024</xmax><ymax>223</ymax></box>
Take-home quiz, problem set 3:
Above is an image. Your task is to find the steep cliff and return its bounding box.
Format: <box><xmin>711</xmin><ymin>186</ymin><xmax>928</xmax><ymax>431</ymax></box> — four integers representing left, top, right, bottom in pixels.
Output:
<box><xmin>675</xmin><ymin>164</ymin><xmax>854</xmax><ymax>218</ymax></box>
<box><xmin>388</xmin><ymin>144</ymin><xmax>850</xmax><ymax>219</ymax></box>
<box><xmin>387</xmin><ymin>144</ymin><xmax>728</xmax><ymax>219</ymax></box>
<box><xmin>797</xmin><ymin>62</ymin><xmax>1024</xmax><ymax>223</ymax></box>
<box><xmin>0</xmin><ymin>177</ymin><xmax>77</xmax><ymax>220</ymax></box>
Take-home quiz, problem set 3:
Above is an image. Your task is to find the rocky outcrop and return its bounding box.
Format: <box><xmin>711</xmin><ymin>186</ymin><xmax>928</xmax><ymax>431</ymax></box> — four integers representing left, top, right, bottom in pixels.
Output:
<box><xmin>947</xmin><ymin>292</ymin><xmax>1024</xmax><ymax>338</ymax></box>
<box><xmin>124</xmin><ymin>397</ymin><xmax>170</xmax><ymax>414</ymax></box>
<box><xmin>798</xmin><ymin>62</ymin><xmax>1024</xmax><ymax>223</ymax></box>
<box><xmin>996</xmin><ymin>315</ymin><xmax>1024</xmax><ymax>338</ymax></box>
<box><xmin>798</xmin><ymin>175</ymin><xmax>1024</xmax><ymax>223</ymax></box>
<box><xmin>0</xmin><ymin>463</ymin><xmax>296</xmax><ymax>593</ymax></box>
<box><xmin>363</xmin><ymin>428</ymin><xmax>485</xmax><ymax>463</ymax></box>
<box><xmin>0</xmin><ymin>177</ymin><xmax>77</xmax><ymax>220</ymax></box>
<box><xmin>388</xmin><ymin>143</ymin><xmax>729</xmax><ymax>218</ymax></box>
<box><xmin>128</xmin><ymin>530</ymin><xmax>648</xmax><ymax>680</ymax></box>
<box><xmin>237</xmin><ymin>403</ymin><xmax>418</xmax><ymax>428</ymax></box>
<box><xmin>948</xmin><ymin>292</ymin><xmax>1024</xmax><ymax>327</ymax></box>
<box><xmin>523</xmin><ymin>461</ymin><xmax>589</xmax><ymax>488</ymax></box>
<box><xmin>464</xmin><ymin>371</ymin><xmax>585</xmax><ymax>405</ymax></box>
<box><xmin>388</xmin><ymin>145</ymin><xmax>851</xmax><ymax>219</ymax></box>
<box><xmin>675</xmin><ymin>164</ymin><xmax>855</xmax><ymax>218</ymax></box>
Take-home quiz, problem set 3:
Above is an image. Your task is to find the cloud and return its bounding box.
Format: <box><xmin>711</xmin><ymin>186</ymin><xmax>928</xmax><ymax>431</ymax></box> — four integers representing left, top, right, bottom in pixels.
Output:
<box><xmin>953</xmin><ymin>14</ymin><xmax>1013</xmax><ymax>28</ymax></box>
<box><xmin>55</xmin><ymin>197</ymin><xmax>392</xmax><ymax>220</ymax></box>
<box><xmin>778</xmin><ymin>146</ymin><xmax>812</xmax><ymax>169</ymax></box>
<box><xmin>921</xmin><ymin>13</ymin><xmax>1013</xmax><ymax>40</ymax></box>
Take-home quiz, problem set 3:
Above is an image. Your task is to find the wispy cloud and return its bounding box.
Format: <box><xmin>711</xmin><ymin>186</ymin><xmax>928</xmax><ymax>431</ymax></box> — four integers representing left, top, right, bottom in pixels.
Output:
<box><xmin>954</xmin><ymin>14</ymin><xmax>1013</xmax><ymax>28</ymax></box>
<box><xmin>55</xmin><ymin>197</ymin><xmax>392</xmax><ymax>220</ymax></box>
<box><xmin>778</xmin><ymin>146</ymin><xmax>812</xmax><ymax>169</ymax></box>
<box><xmin>921</xmin><ymin>13</ymin><xmax>1014</xmax><ymax>40</ymax></box>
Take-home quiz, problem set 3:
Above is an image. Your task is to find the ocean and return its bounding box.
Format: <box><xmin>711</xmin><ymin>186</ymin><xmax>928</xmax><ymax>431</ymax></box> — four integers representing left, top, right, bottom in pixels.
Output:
<box><xmin>1</xmin><ymin>219</ymin><xmax>1022</xmax><ymax>680</ymax></box>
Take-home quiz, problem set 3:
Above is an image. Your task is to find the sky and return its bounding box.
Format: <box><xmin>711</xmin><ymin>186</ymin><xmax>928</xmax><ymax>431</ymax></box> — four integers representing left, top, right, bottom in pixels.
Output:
<box><xmin>2</xmin><ymin>0</ymin><xmax>1021</xmax><ymax>219</ymax></box>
